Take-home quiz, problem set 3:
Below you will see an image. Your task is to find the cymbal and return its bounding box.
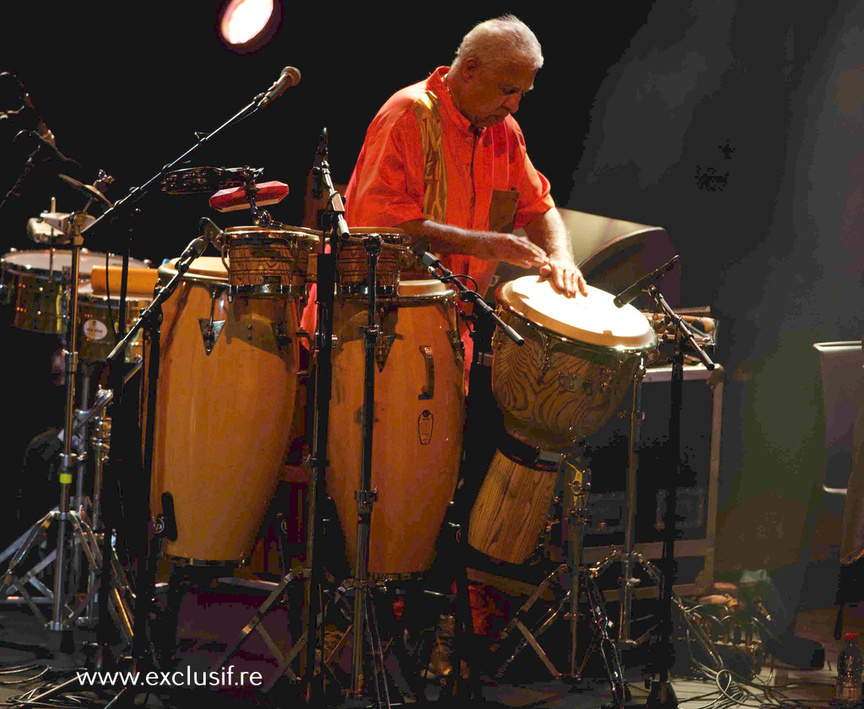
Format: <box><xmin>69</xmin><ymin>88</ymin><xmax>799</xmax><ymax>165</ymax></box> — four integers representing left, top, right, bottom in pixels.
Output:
<box><xmin>58</xmin><ymin>173</ymin><xmax>113</xmax><ymax>209</ymax></box>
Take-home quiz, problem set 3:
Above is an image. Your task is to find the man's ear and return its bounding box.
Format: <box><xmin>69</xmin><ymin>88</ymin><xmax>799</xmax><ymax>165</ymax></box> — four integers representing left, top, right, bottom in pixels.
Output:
<box><xmin>461</xmin><ymin>56</ymin><xmax>482</xmax><ymax>82</ymax></box>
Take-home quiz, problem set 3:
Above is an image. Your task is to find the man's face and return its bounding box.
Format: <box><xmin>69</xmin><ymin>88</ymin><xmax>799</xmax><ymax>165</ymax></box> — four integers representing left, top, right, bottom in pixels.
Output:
<box><xmin>452</xmin><ymin>58</ymin><xmax>538</xmax><ymax>129</ymax></box>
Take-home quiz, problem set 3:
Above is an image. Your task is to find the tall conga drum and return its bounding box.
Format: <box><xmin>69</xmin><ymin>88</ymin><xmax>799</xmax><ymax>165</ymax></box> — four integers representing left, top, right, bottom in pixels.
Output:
<box><xmin>327</xmin><ymin>278</ymin><xmax>465</xmax><ymax>577</ymax></box>
<box><xmin>468</xmin><ymin>276</ymin><xmax>657</xmax><ymax>564</ymax></box>
<box><xmin>147</xmin><ymin>257</ymin><xmax>302</xmax><ymax>564</ymax></box>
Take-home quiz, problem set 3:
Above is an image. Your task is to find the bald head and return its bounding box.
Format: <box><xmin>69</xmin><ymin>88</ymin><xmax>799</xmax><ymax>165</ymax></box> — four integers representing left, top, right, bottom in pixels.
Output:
<box><xmin>451</xmin><ymin>15</ymin><xmax>544</xmax><ymax>73</ymax></box>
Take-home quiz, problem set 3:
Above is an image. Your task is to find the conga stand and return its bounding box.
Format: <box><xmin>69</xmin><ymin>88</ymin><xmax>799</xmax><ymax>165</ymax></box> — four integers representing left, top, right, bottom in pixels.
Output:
<box><xmin>484</xmin><ymin>455</ymin><xmax>630</xmax><ymax>707</ymax></box>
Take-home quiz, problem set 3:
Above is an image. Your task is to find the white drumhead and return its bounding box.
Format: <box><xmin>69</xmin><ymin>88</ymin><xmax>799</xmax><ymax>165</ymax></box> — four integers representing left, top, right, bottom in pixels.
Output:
<box><xmin>1</xmin><ymin>249</ymin><xmax>147</xmax><ymax>276</ymax></box>
<box><xmin>498</xmin><ymin>276</ymin><xmax>655</xmax><ymax>348</ymax></box>
<box><xmin>398</xmin><ymin>279</ymin><xmax>450</xmax><ymax>296</ymax></box>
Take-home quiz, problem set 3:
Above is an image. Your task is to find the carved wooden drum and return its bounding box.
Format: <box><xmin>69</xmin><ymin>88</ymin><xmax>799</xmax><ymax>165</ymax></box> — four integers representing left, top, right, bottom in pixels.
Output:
<box><xmin>469</xmin><ymin>276</ymin><xmax>656</xmax><ymax>564</ymax></box>
<box><xmin>222</xmin><ymin>225</ymin><xmax>319</xmax><ymax>299</ymax></box>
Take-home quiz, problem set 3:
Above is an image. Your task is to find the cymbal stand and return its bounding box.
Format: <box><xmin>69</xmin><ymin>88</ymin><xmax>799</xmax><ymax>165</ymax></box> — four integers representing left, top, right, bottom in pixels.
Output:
<box><xmin>0</xmin><ymin>211</ymin><xmax>104</xmax><ymax>648</ymax></box>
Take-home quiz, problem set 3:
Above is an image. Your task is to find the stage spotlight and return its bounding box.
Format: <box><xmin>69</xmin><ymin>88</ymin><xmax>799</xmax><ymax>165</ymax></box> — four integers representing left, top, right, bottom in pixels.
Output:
<box><xmin>219</xmin><ymin>0</ymin><xmax>278</xmax><ymax>51</ymax></box>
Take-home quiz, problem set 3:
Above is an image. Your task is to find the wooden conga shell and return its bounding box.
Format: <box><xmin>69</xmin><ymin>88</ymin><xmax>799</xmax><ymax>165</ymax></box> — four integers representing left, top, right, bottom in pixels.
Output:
<box><xmin>149</xmin><ymin>257</ymin><xmax>300</xmax><ymax>564</ymax></box>
<box><xmin>327</xmin><ymin>280</ymin><xmax>464</xmax><ymax>576</ymax></box>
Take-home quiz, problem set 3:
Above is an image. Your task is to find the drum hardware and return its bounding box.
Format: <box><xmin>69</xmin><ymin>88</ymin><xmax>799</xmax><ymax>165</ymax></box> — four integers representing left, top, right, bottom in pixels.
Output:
<box><xmin>198</xmin><ymin>281</ymin><xmax>229</xmax><ymax>355</ymax></box>
<box><xmin>0</xmin><ymin>364</ymin><xmax>138</xmax><ymax>646</ymax></box>
<box><xmin>609</xmin><ymin>261</ymin><xmax>716</xmax><ymax>708</ymax></box>
<box><xmin>160</xmin><ymin>165</ymin><xmax>263</xmax><ymax>195</ymax></box>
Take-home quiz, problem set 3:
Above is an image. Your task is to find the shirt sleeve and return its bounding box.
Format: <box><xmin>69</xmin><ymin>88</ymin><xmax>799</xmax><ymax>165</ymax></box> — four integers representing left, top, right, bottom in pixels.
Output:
<box><xmin>508</xmin><ymin>120</ymin><xmax>556</xmax><ymax>231</ymax></box>
<box><xmin>345</xmin><ymin>109</ymin><xmax>427</xmax><ymax>228</ymax></box>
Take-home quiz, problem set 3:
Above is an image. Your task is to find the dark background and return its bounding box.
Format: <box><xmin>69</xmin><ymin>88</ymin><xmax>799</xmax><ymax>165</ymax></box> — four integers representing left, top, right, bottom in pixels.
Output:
<box><xmin>2</xmin><ymin>1</ymin><xmax>863</xmax><ymax>587</ymax></box>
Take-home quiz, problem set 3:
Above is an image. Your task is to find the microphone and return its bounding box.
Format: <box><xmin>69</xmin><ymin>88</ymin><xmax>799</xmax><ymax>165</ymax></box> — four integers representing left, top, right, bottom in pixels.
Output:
<box><xmin>14</xmin><ymin>129</ymin><xmax>78</xmax><ymax>166</ymax></box>
<box><xmin>613</xmin><ymin>255</ymin><xmax>679</xmax><ymax>308</ymax></box>
<box><xmin>408</xmin><ymin>236</ymin><xmax>524</xmax><ymax>346</ymax></box>
<box><xmin>258</xmin><ymin>66</ymin><xmax>301</xmax><ymax>109</ymax></box>
<box><xmin>409</xmin><ymin>236</ymin><xmax>439</xmax><ymax>269</ymax></box>
<box><xmin>199</xmin><ymin>216</ymin><xmax>224</xmax><ymax>250</ymax></box>
<box><xmin>2</xmin><ymin>73</ymin><xmax>55</xmax><ymax>144</ymax></box>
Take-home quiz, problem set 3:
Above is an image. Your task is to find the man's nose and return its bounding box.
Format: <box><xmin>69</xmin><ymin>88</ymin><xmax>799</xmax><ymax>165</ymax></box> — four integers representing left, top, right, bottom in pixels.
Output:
<box><xmin>503</xmin><ymin>94</ymin><xmax>522</xmax><ymax>114</ymax></box>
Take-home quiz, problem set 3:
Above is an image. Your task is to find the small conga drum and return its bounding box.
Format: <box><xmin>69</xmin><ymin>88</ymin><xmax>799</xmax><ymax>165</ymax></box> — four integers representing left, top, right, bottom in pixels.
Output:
<box><xmin>147</xmin><ymin>257</ymin><xmax>301</xmax><ymax>564</ymax></box>
<box><xmin>468</xmin><ymin>276</ymin><xmax>657</xmax><ymax>564</ymax></box>
<box><xmin>307</xmin><ymin>228</ymin><xmax>405</xmax><ymax>298</ymax></box>
<box><xmin>327</xmin><ymin>279</ymin><xmax>465</xmax><ymax>576</ymax></box>
<box><xmin>222</xmin><ymin>225</ymin><xmax>319</xmax><ymax>299</ymax></box>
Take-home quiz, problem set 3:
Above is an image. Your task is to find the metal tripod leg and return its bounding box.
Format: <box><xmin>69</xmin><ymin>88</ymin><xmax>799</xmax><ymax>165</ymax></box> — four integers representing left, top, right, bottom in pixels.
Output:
<box><xmin>212</xmin><ymin>570</ymin><xmax>305</xmax><ymax>683</ymax></box>
<box><xmin>486</xmin><ymin>457</ymin><xmax>630</xmax><ymax>706</ymax></box>
<box><xmin>0</xmin><ymin>507</ymin><xmax>134</xmax><ymax>644</ymax></box>
<box><xmin>592</xmin><ymin>549</ymin><xmax>723</xmax><ymax>670</ymax></box>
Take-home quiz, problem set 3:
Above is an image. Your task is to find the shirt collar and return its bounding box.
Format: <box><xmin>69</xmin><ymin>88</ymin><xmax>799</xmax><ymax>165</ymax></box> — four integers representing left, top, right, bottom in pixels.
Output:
<box><xmin>426</xmin><ymin>66</ymin><xmax>484</xmax><ymax>138</ymax></box>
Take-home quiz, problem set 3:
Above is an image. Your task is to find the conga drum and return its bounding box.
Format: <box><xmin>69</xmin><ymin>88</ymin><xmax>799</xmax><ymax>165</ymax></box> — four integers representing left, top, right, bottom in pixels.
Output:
<box><xmin>221</xmin><ymin>225</ymin><xmax>319</xmax><ymax>299</ymax></box>
<box><xmin>148</xmin><ymin>257</ymin><xmax>301</xmax><ymax>564</ymax></box>
<box><xmin>468</xmin><ymin>276</ymin><xmax>657</xmax><ymax>564</ymax></box>
<box><xmin>327</xmin><ymin>279</ymin><xmax>465</xmax><ymax>576</ymax></box>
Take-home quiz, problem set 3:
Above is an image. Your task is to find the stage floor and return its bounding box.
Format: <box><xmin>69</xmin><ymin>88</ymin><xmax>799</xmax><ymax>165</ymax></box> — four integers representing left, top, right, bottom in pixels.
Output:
<box><xmin>0</xmin><ymin>567</ymin><xmax>853</xmax><ymax>709</ymax></box>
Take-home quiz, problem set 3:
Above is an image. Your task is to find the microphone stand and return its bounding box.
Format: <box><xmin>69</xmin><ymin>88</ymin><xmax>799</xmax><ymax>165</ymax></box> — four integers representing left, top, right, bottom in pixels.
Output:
<box><xmin>98</xmin><ymin>236</ymin><xmax>207</xmax><ymax>708</ymax></box>
<box><xmin>413</xmin><ymin>247</ymin><xmax>524</xmax><ymax>347</ymax></box>
<box><xmin>302</xmin><ymin>133</ymin><xmax>342</xmax><ymax>705</ymax></box>
<box><xmin>410</xmin><ymin>247</ymin><xmax>524</xmax><ymax>702</ymax></box>
<box><xmin>56</xmin><ymin>69</ymin><xmax>297</xmax><ymax>701</ymax></box>
<box><xmin>642</xmin><ymin>282</ymin><xmax>715</xmax><ymax>709</ymax></box>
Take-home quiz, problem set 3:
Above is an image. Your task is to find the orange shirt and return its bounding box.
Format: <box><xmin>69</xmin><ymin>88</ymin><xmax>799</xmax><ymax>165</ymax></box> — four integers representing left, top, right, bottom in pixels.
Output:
<box><xmin>345</xmin><ymin>66</ymin><xmax>555</xmax><ymax>299</ymax></box>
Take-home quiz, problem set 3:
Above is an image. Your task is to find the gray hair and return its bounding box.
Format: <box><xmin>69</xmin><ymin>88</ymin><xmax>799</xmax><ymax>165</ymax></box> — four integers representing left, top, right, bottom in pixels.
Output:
<box><xmin>452</xmin><ymin>15</ymin><xmax>544</xmax><ymax>71</ymax></box>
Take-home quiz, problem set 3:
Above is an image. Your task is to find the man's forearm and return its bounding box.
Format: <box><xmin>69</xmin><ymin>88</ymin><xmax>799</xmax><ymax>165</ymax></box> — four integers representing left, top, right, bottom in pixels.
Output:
<box><xmin>522</xmin><ymin>208</ymin><xmax>574</xmax><ymax>261</ymax></box>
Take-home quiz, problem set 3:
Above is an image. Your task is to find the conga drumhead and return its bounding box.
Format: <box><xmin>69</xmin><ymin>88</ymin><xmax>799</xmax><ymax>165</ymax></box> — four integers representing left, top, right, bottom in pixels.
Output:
<box><xmin>496</xmin><ymin>277</ymin><xmax>655</xmax><ymax>349</ymax></box>
<box><xmin>159</xmin><ymin>256</ymin><xmax>227</xmax><ymax>282</ymax></box>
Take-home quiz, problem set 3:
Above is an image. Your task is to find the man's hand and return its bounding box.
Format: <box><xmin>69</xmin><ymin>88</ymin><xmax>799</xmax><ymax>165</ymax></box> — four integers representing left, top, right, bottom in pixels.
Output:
<box><xmin>539</xmin><ymin>256</ymin><xmax>588</xmax><ymax>298</ymax></box>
